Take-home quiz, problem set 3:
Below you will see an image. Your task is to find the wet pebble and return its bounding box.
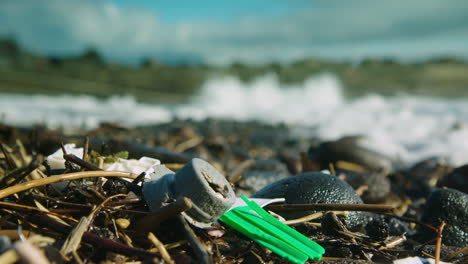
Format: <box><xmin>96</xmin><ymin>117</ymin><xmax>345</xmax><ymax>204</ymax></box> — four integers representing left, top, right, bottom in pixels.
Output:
<box><xmin>420</xmin><ymin>188</ymin><xmax>468</xmax><ymax>246</ymax></box>
<box><xmin>252</xmin><ymin>172</ymin><xmax>368</xmax><ymax>230</ymax></box>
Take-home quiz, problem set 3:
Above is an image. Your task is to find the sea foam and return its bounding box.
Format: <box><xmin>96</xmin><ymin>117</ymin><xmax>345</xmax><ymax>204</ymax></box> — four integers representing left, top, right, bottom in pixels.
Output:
<box><xmin>1</xmin><ymin>73</ymin><xmax>468</xmax><ymax>166</ymax></box>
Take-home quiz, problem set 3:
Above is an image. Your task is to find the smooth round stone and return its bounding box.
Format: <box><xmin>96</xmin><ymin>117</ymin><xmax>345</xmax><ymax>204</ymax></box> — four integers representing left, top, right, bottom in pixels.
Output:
<box><xmin>420</xmin><ymin>188</ymin><xmax>468</xmax><ymax>246</ymax></box>
<box><xmin>252</xmin><ymin>172</ymin><xmax>368</xmax><ymax>230</ymax></box>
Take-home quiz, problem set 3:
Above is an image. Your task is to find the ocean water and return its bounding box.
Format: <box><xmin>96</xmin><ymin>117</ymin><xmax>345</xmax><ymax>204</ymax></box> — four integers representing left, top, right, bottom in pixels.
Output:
<box><xmin>2</xmin><ymin>73</ymin><xmax>468</xmax><ymax>167</ymax></box>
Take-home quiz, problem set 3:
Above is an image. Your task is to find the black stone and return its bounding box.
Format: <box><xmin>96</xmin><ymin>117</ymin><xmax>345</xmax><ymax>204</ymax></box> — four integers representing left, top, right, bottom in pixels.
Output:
<box><xmin>252</xmin><ymin>172</ymin><xmax>368</xmax><ymax>230</ymax></box>
<box><xmin>420</xmin><ymin>188</ymin><xmax>468</xmax><ymax>246</ymax></box>
<box><xmin>365</xmin><ymin>220</ymin><xmax>389</xmax><ymax>241</ymax></box>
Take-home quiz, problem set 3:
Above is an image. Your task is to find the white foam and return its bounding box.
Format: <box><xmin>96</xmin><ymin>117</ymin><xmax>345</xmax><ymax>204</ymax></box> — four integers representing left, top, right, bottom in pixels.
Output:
<box><xmin>1</xmin><ymin>73</ymin><xmax>468</xmax><ymax>167</ymax></box>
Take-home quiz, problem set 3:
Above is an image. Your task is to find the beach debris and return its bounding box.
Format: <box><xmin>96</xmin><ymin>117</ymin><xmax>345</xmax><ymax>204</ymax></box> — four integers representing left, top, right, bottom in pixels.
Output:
<box><xmin>143</xmin><ymin>158</ymin><xmax>236</xmax><ymax>228</ymax></box>
<box><xmin>47</xmin><ymin>143</ymin><xmax>160</xmax><ymax>175</ymax></box>
<box><xmin>219</xmin><ymin>195</ymin><xmax>324</xmax><ymax>264</ymax></box>
<box><xmin>252</xmin><ymin>172</ymin><xmax>369</xmax><ymax>229</ymax></box>
<box><xmin>1</xmin><ymin>121</ymin><xmax>467</xmax><ymax>263</ymax></box>
<box><xmin>420</xmin><ymin>188</ymin><xmax>468</xmax><ymax>246</ymax></box>
<box><xmin>46</xmin><ymin>143</ymin><xmax>83</xmax><ymax>169</ymax></box>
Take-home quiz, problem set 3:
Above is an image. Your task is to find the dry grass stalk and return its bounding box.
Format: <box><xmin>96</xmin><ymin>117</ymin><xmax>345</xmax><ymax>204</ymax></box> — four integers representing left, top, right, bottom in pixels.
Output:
<box><xmin>0</xmin><ymin>171</ymin><xmax>135</xmax><ymax>199</ymax></box>
<box><xmin>267</xmin><ymin>202</ymin><xmax>395</xmax><ymax>213</ymax></box>
<box><xmin>61</xmin><ymin>194</ymin><xmax>127</xmax><ymax>255</ymax></box>
<box><xmin>147</xmin><ymin>232</ymin><xmax>175</xmax><ymax>264</ymax></box>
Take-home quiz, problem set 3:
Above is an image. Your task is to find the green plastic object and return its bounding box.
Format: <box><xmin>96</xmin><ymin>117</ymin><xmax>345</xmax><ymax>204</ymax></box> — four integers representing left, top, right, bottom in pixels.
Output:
<box><xmin>219</xmin><ymin>195</ymin><xmax>325</xmax><ymax>264</ymax></box>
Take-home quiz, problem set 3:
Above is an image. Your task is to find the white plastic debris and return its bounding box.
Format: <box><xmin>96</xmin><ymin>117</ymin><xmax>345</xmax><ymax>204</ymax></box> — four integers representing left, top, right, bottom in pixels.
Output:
<box><xmin>393</xmin><ymin>257</ymin><xmax>451</xmax><ymax>264</ymax></box>
<box><xmin>46</xmin><ymin>144</ymin><xmax>160</xmax><ymax>176</ymax></box>
<box><xmin>227</xmin><ymin>197</ymin><xmax>285</xmax><ymax>212</ymax></box>
<box><xmin>46</xmin><ymin>143</ymin><xmax>83</xmax><ymax>169</ymax></box>
<box><xmin>103</xmin><ymin>157</ymin><xmax>160</xmax><ymax>175</ymax></box>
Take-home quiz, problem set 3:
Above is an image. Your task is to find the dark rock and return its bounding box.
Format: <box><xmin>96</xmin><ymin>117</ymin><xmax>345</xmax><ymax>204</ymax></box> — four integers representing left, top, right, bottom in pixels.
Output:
<box><xmin>308</xmin><ymin>135</ymin><xmax>393</xmax><ymax>173</ymax></box>
<box><xmin>365</xmin><ymin>220</ymin><xmax>389</xmax><ymax>241</ymax></box>
<box><xmin>341</xmin><ymin>170</ymin><xmax>391</xmax><ymax>203</ymax></box>
<box><xmin>420</xmin><ymin>188</ymin><xmax>468</xmax><ymax>246</ymax></box>
<box><xmin>438</xmin><ymin>164</ymin><xmax>468</xmax><ymax>194</ymax></box>
<box><xmin>252</xmin><ymin>172</ymin><xmax>368</xmax><ymax>230</ymax></box>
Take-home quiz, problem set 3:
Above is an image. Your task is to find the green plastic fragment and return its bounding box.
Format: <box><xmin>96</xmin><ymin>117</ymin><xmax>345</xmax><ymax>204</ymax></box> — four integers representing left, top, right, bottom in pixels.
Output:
<box><xmin>219</xmin><ymin>195</ymin><xmax>325</xmax><ymax>264</ymax></box>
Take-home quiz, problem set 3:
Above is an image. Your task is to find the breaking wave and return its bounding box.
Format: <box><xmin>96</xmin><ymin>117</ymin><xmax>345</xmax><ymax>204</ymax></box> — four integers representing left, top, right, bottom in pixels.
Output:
<box><xmin>2</xmin><ymin>73</ymin><xmax>468</xmax><ymax>166</ymax></box>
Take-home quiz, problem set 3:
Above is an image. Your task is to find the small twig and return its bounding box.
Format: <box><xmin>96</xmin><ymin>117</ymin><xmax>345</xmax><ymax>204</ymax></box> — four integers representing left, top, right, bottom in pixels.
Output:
<box><xmin>329</xmin><ymin>163</ymin><xmax>336</xmax><ymax>176</ymax></box>
<box><xmin>60</xmin><ymin>216</ymin><xmax>92</xmax><ymax>255</ymax></box>
<box><xmin>135</xmin><ymin>197</ymin><xmax>192</xmax><ymax>233</ymax></box>
<box><xmin>34</xmin><ymin>215</ymin><xmax>160</xmax><ymax>260</ymax></box>
<box><xmin>355</xmin><ymin>185</ymin><xmax>369</xmax><ymax>196</ymax></box>
<box><xmin>283</xmin><ymin>212</ymin><xmax>323</xmax><ymax>225</ymax></box>
<box><xmin>435</xmin><ymin>221</ymin><xmax>446</xmax><ymax>264</ymax></box>
<box><xmin>174</xmin><ymin>136</ymin><xmax>204</xmax><ymax>153</ymax></box>
<box><xmin>266</xmin><ymin>203</ymin><xmax>395</xmax><ymax>213</ymax></box>
<box><xmin>446</xmin><ymin>246</ymin><xmax>468</xmax><ymax>260</ymax></box>
<box><xmin>63</xmin><ymin>154</ymin><xmax>101</xmax><ymax>171</ymax></box>
<box><xmin>0</xmin><ymin>171</ymin><xmax>135</xmax><ymax>199</ymax></box>
<box><xmin>61</xmin><ymin>194</ymin><xmax>127</xmax><ymax>255</ymax></box>
<box><xmin>0</xmin><ymin>157</ymin><xmax>39</xmax><ymax>187</ymax></box>
<box><xmin>283</xmin><ymin>211</ymin><xmax>347</xmax><ymax>225</ymax></box>
<box><xmin>0</xmin><ymin>142</ymin><xmax>15</xmax><ymax>170</ymax></box>
<box><xmin>177</xmin><ymin>215</ymin><xmax>213</xmax><ymax>264</ymax></box>
<box><xmin>5</xmin><ymin>157</ymin><xmax>39</xmax><ymax>187</ymax></box>
<box><xmin>250</xmin><ymin>250</ymin><xmax>266</xmax><ymax>264</ymax></box>
<box><xmin>83</xmin><ymin>136</ymin><xmax>89</xmax><ymax>161</ymax></box>
<box><xmin>148</xmin><ymin>232</ymin><xmax>175</xmax><ymax>264</ymax></box>
<box><xmin>379</xmin><ymin>234</ymin><xmax>407</xmax><ymax>250</ymax></box>
<box><xmin>0</xmin><ymin>201</ymin><xmax>78</xmax><ymax>222</ymax></box>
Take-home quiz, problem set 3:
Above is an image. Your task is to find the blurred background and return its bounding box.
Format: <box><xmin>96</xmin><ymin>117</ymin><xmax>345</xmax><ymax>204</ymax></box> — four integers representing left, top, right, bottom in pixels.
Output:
<box><xmin>1</xmin><ymin>0</ymin><xmax>468</xmax><ymax>164</ymax></box>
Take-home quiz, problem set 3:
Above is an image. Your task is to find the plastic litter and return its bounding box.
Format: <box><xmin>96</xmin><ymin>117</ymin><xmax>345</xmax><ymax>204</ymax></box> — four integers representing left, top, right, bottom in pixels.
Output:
<box><xmin>219</xmin><ymin>195</ymin><xmax>325</xmax><ymax>264</ymax></box>
<box><xmin>46</xmin><ymin>143</ymin><xmax>160</xmax><ymax>176</ymax></box>
<box><xmin>143</xmin><ymin>158</ymin><xmax>236</xmax><ymax>228</ymax></box>
<box><xmin>46</xmin><ymin>143</ymin><xmax>84</xmax><ymax>169</ymax></box>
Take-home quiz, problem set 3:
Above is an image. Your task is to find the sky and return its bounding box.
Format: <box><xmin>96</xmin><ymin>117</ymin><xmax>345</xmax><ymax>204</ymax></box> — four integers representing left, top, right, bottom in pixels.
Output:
<box><xmin>1</xmin><ymin>0</ymin><xmax>467</xmax><ymax>65</ymax></box>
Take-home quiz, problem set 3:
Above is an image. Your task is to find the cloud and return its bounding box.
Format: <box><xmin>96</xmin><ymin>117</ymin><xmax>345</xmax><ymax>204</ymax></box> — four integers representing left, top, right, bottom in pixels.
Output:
<box><xmin>1</xmin><ymin>0</ymin><xmax>467</xmax><ymax>64</ymax></box>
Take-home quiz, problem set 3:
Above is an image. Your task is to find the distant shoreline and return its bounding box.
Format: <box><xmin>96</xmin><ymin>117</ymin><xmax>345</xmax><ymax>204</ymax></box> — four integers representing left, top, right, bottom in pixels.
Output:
<box><xmin>1</xmin><ymin>38</ymin><xmax>468</xmax><ymax>102</ymax></box>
